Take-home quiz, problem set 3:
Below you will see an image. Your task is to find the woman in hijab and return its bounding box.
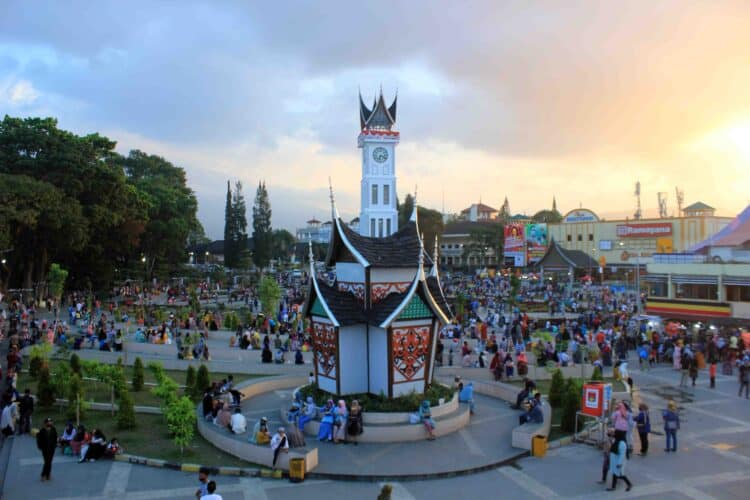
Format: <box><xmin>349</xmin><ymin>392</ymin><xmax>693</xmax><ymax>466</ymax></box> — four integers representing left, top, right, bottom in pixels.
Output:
<box><xmin>317</xmin><ymin>400</ymin><xmax>335</xmax><ymax>441</ymax></box>
<box><xmin>248</xmin><ymin>417</ymin><xmax>271</xmax><ymax>445</ymax></box>
<box><xmin>347</xmin><ymin>400</ymin><xmax>364</xmax><ymax>445</ymax></box>
<box><xmin>298</xmin><ymin>396</ymin><xmax>317</xmax><ymax>432</ymax></box>
<box><xmin>418</xmin><ymin>400</ymin><xmax>436</xmax><ymax>440</ymax></box>
<box><xmin>333</xmin><ymin>400</ymin><xmax>348</xmax><ymax>443</ymax></box>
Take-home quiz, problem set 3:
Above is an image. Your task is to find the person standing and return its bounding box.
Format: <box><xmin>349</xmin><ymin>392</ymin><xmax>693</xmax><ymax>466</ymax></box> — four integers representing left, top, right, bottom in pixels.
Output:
<box><xmin>739</xmin><ymin>357</ymin><xmax>750</xmax><ymax>399</ymax></box>
<box><xmin>662</xmin><ymin>401</ymin><xmax>680</xmax><ymax>452</ymax></box>
<box><xmin>200</xmin><ymin>480</ymin><xmax>223</xmax><ymax>500</ymax></box>
<box><xmin>270</xmin><ymin>427</ymin><xmax>288</xmax><ymax>470</ymax></box>
<box><xmin>18</xmin><ymin>388</ymin><xmax>34</xmax><ymax>435</ymax></box>
<box><xmin>606</xmin><ymin>434</ymin><xmax>632</xmax><ymax>491</ymax></box>
<box><xmin>679</xmin><ymin>353</ymin><xmax>690</xmax><ymax>387</ymax></box>
<box><xmin>195</xmin><ymin>467</ymin><xmax>210</xmax><ymax>499</ymax></box>
<box><xmin>635</xmin><ymin>403</ymin><xmax>650</xmax><ymax>455</ymax></box>
<box><xmin>689</xmin><ymin>355</ymin><xmax>699</xmax><ymax>387</ymax></box>
<box><xmin>36</xmin><ymin>417</ymin><xmax>57</xmax><ymax>481</ymax></box>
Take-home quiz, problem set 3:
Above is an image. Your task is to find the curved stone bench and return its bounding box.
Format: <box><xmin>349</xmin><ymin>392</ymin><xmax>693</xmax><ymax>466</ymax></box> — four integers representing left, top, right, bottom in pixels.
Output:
<box><xmin>292</xmin><ymin>401</ymin><xmax>471</xmax><ymax>443</ymax></box>
<box><xmin>511</xmin><ymin>401</ymin><xmax>552</xmax><ymax>451</ymax></box>
<box><xmin>197</xmin><ymin>375</ymin><xmax>318</xmax><ymax>472</ymax></box>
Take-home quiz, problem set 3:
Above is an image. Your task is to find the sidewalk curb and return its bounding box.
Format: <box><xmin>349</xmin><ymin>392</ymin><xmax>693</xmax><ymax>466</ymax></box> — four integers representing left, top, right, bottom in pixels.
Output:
<box><xmin>114</xmin><ymin>453</ymin><xmax>285</xmax><ymax>479</ymax></box>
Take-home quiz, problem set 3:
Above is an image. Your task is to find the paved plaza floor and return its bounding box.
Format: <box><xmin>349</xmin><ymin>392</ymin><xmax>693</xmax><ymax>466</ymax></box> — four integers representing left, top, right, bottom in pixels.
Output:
<box><xmin>3</xmin><ymin>358</ymin><xmax>750</xmax><ymax>499</ymax></box>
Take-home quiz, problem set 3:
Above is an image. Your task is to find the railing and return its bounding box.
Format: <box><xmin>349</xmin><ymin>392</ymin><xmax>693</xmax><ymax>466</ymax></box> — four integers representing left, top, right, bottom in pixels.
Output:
<box><xmin>652</xmin><ymin>253</ymin><xmax>707</xmax><ymax>264</ymax></box>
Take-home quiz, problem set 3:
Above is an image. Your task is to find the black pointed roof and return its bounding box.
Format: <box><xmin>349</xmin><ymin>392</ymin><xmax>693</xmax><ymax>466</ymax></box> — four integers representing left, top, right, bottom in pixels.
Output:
<box><xmin>359</xmin><ymin>90</ymin><xmax>397</xmax><ymax>130</ymax></box>
<box><xmin>334</xmin><ymin>220</ymin><xmax>421</xmax><ymax>267</ymax></box>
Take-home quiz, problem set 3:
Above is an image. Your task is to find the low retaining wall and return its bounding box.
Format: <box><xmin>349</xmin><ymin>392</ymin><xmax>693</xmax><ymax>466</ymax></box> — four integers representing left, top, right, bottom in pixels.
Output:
<box><xmin>197</xmin><ymin>376</ymin><xmax>318</xmax><ymax>472</ymax></box>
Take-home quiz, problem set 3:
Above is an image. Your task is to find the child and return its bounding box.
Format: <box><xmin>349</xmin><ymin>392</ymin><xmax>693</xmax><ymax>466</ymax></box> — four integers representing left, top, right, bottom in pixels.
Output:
<box><xmin>598</xmin><ymin>430</ymin><xmax>614</xmax><ymax>484</ymax></box>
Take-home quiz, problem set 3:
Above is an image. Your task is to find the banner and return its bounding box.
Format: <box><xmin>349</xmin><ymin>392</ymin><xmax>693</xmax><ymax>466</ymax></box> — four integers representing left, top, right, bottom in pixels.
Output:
<box><xmin>504</xmin><ymin>223</ymin><xmax>526</xmax><ymax>267</ymax></box>
<box><xmin>616</xmin><ymin>222</ymin><xmax>672</xmax><ymax>238</ymax></box>
<box><xmin>525</xmin><ymin>223</ymin><xmax>548</xmax><ymax>263</ymax></box>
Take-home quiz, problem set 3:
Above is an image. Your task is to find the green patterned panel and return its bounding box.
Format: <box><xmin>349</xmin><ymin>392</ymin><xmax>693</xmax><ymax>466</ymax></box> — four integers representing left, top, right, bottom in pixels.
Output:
<box><xmin>310</xmin><ymin>297</ymin><xmax>328</xmax><ymax>317</ymax></box>
<box><xmin>398</xmin><ymin>294</ymin><xmax>432</xmax><ymax>320</ymax></box>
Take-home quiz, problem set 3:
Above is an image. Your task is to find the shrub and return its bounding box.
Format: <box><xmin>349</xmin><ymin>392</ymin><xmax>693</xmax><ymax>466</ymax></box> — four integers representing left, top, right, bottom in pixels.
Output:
<box><xmin>37</xmin><ymin>366</ymin><xmax>56</xmax><ymax>407</ymax></box>
<box><xmin>196</xmin><ymin>364</ymin><xmax>210</xmax><ymax>395</ymax></box>
<box><xmin>70</xmin><ymin>353</ymin><xmax>82</xmax><ymax>376</ymax></box>
<box><xmin>185</xmin><ymin>365</ymin><xmax>197</xmax><ymax>399</ymax></box>
<box><xmin>560</xmin><ymin>378</ymin><xmax>584</xmax><ymax>433</ymax></box>
<box><xmin>296</xmin><ymin>383</ymin><xmax>455</xmax><ymax>413</ymax></box>
<box><xmin>28</xmin><ymin>343</ymin><xmax>52</xmax><ymax>378</ymax></box>
<box><xmin>117</xmin><ymin>387</ymin><xmax>137</xmax><ymax>430</ymax></box>
<box><xmin>132</xmin><ymin>357</ymin><xmax>145</xmax><ymax>391</ymax></box>
<box><xmin>591</xmin><ymin>365</ymin><xmax>603</xmax><ymax>381</ymax></box>
<box><xmin>548</xmin><ymin>369</ymin><xmax>565</xmax><ymax>408</ymax></box>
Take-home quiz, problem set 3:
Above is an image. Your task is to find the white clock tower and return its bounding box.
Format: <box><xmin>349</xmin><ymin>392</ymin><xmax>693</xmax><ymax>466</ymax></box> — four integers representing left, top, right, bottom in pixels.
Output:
<box><xmin>358</xmin><ymin>90</ymin><xmax>399</xmax><ymax>237</ymax></box>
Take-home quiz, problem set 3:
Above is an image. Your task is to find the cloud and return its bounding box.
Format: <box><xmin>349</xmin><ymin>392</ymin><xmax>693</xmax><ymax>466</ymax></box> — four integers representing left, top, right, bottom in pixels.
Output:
<box><xmin>0</xmin><ymin>0</ymin><xmax>748</xmax><ymax>237</ymax></box>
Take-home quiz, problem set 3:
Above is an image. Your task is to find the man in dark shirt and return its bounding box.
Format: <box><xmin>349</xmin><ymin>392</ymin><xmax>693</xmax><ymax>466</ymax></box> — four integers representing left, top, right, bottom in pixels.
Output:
<box><xmin>36</xmin><ymin>417</ymin><xmax>57</xmax><ymax>481</ymax></box>
<box><xmin>18</xmin><ymin>388</ymin><xmax>34</xmax><ymax>434</ymax></box>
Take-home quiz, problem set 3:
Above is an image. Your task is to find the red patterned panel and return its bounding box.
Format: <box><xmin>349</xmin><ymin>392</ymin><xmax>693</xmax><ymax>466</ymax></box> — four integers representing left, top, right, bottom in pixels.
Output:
<box><xmin>337</xmin><ymin>281</ymin><xmax>365</xmax><ymax>302</ymax></box>
<box><xmin>392</xmin><ymin>325</ymin><xmax>431</xmax><ymax>381</ymax></box>
<box><xmin>312</xmin><ymin>322</ymin><xmax>337</xmax><ymax>377</ymax></box>
<box><xmin>371</xmin><ymin>282</ymin><xmax>411</xmax><ymax>303</ymax></box>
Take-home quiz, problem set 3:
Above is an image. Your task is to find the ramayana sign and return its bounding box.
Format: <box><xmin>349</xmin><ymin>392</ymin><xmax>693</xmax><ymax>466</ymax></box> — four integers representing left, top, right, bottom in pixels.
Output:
<box><xmin>616</xmin><ymin>223</ymin><xmax>672</xmax><ymax>238</ymax></box>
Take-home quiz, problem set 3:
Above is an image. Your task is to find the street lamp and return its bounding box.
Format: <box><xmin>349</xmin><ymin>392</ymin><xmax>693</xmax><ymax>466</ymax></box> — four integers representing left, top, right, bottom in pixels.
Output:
<box><xmin>619</xmin><ymin>241</ymin><xmax>641</xmax><ymax>314</ymax></box>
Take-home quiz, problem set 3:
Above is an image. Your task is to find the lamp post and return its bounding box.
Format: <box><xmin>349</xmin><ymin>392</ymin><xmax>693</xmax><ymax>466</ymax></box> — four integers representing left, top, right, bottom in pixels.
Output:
<box><xmin>620</xmin><ymin>242</ymin><xmax>641</xmax><ymax>315</ymax></box>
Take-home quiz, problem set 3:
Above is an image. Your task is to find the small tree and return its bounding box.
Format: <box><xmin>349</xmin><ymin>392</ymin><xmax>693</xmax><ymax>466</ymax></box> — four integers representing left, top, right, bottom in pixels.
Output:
<box><xmin>66</xmin><ymin>373</ymin><xmax>86</xmax><ymax>424</ymax></box>
<box><xmin>70</xmin><ymin>353</ymin><xmax>82</xmax><ymax>376</ymax></box>
<box><xmin>132</xmin><ymin>357</ymin><xmax>145</xmax><ymax>391</ymax></box>
<box><xmin>37</xmin><ymin>366</ymin><xmax>56</xmax><ymax>407</ymax></box>
<box><xmin>165</xmin><ymin>396</ymin><xmax>197</xmax><ymax>454</ymax></box>
<box><xmin>46</xmin><ymin>263</ymin><xmax>68</xmax><ymax>320</ymax></box>
<box><xmin>258</xmin><ymin>275</ymin><xmax>281</xmax><ymax>319</ymax></box>
<box><xmin>548</xmin><ymin>369</ymin><xmax>565</xmax><ymax>408</ymax></box>
<box><xmin>591</xmin><ymin>365</ymin><xmax>603</xmax><ymax>381</ymax></box>
<box><xmin>185</xmin><ymin>365</ymin><xmax>197</xmax><ymax>399</ymax></box>
<box><xmin>196</xmin><ymin>364</ymin><xmax>211</xmax><ymax>395</ymax></box>
<box><xmin>117</xmin><ymin>386</ymin><xmax>137</xmax><ymax>430</ymax></box>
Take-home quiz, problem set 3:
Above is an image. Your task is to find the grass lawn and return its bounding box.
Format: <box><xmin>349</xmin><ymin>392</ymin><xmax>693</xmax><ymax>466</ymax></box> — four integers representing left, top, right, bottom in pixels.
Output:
<box><xmin>36</xmin><ymin>406</ymin><xmax>252</xmax><ymax>468</ymax></box>
<box><xmin>18</xmin><ymin>359</ymin><xmax>267</xmax><ymax>408</ymax></box>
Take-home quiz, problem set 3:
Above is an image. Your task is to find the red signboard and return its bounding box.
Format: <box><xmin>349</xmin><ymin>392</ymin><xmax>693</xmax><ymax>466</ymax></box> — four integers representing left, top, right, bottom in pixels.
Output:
<box><xmin>616</xmin><ymin>222</ymin><xmax>672</xmax><ymax>238</ymax></box>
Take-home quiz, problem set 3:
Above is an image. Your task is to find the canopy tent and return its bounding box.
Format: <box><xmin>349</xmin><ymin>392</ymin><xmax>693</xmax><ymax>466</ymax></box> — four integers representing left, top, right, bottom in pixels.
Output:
<box><xmin>690</xmin><ymin>204</ymin><xmax>750</xmax><ymax>253</ymax></box>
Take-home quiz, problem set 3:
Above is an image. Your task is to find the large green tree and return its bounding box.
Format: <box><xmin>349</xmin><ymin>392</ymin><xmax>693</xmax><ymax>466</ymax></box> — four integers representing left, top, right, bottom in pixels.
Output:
<box><xmin>252</xmin><ymin>181</ymin><xmax>272</xmax><ymax>269</ymax></box>
<box><xmin>119</xmin><ymin>150</ymin><xmax>200</xmax><ymax>279</ymax></box>
<box><xmin>271</xmin><ymin>229</ymin><xmax>295</xmax><ymax>263</ymax></box>
<box><xmin>466</xmin><ymin>222</ymin><xmax>504</xmax><ymax>268</ymax></box>
<box><xmin>223</xmin><ymin>181</ymin><xmax>234</xmax><ymax>266</ymax></box>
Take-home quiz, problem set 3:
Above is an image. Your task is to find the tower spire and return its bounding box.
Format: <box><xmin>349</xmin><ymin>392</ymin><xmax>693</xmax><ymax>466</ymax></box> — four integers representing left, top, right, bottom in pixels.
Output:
<box><xmin>328</xmin><ymin>177</ymin><xmax>339</xmax><ymax>220</ymax></box>
<box><xmin>410</xmin><ymin>185</ymin><xmax>418</xmax><ymax>222</ymax></box>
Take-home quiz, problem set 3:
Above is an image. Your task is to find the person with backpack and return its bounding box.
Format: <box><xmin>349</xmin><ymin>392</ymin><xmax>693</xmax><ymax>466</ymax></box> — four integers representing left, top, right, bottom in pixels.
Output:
<box><xmin>662</xmin><ymin>400</ymin><xmax>680</xmax><ymax>452</ymax></box>
<box><xmin>635</xmin><ymin>403</ymin><xmax>651</xmax><ymax>455</ymax></box>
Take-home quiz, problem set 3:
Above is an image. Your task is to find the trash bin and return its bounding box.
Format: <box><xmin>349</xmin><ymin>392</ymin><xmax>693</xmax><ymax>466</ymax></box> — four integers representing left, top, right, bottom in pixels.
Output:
<box><xmin>289</xmin><ymin>457</ymin><xmax>305</xmax><ymax>483</ymax></box>
<box><xmin>532</xmin><ymin>435</ymin><xmax>547</xmax><ymax>457</ymax></box>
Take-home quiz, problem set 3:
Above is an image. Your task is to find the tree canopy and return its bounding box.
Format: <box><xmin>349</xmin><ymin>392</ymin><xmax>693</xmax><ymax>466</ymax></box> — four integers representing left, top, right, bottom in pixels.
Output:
<box><xmin>252</xmin><ymin>181</ymin><xmax>272</xmax><ymax>269</ymax></box>
<box><xmin>0</xmin><ymin>115</ymin><xmax>200</xmax><ymax>292</ymax></box>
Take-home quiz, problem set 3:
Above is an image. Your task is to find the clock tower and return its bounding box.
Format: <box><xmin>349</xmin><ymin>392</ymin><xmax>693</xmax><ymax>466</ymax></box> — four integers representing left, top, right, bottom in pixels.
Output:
<box><xmin>358</xmin><ymin>90</ymin><xmax>399</xmax><ymax>237</ymax></box>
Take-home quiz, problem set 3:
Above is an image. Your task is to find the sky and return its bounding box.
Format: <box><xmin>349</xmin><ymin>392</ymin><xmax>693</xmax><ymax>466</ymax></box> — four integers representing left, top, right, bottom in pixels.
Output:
<box><xmin>1</xmin><ymin>0</ymin><xmax>749</xmax><ymax>238</ymax></box>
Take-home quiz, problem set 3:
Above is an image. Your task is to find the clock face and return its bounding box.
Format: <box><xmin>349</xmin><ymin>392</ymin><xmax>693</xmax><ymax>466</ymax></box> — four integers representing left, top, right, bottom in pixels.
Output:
<box><xmin>372</xmin><ymin>147</ymin><xmax>389</xmax><ymax>163</ymax></box>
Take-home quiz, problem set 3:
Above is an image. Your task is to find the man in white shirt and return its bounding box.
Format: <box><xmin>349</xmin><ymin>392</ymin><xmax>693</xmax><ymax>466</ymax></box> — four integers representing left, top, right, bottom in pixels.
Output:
<box><xmin>200</xmin><ymin>480</ymin><xmax>222</xmax><ymax>500</ymax></box>
<box><xmin>230</xmin><ymin>408</ymin><xmax>246</xmax><ymax>434</ymax></box>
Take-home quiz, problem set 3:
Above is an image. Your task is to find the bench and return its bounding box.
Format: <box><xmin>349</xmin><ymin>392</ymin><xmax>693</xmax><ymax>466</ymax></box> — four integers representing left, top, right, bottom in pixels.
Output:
<box><xmin>511</xmin><ymin>400</ymin><xmax>551</xmax><ymax>451</ymax></box>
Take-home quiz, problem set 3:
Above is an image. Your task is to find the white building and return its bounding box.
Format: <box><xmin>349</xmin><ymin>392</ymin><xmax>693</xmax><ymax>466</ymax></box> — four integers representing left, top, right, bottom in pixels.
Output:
<box><xmin>358</xmin><ymin>91</ymin><xmax>399</xmax><ymax>238</ymax></box>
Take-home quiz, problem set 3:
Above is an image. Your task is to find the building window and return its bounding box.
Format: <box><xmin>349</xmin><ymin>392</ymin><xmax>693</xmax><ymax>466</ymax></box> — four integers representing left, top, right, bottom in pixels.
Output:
<box><xmin>726</xmin><ymin>285</ymin><xmax>750</xmax><ymax>302</ymax></box>
<box><xmin>386</xmin><ymin>218</ymin><xmax>391</xmax><ymax>236</ymax></box>
<box><xmin>370</xmin><ymin>218</ymin><xmax>376</xmax><ymax>237</ymax></box>
<box><xmin>675</xmin><ymin>283</ymin><xmax>717</xmax><ymax>301</ymax></box>
<box><xmin>371</xmin><ymin>184</ymin><xmax>378</xmax><ymax>205</ymax></box>
<box><xmin>383</xmin><ymin>184</ymin><xmax>390</xmax><ymax>205</ymax></box>
<box><xmin>577</xmin><ymin>234</ymin><xmax>582</xmax><ymax>242</ymax></box>
<box><xmin>588</xmin><ymin>234</ymin><xmax>594</xmax><ymax>241</ymax></box>
<box><xmin>567</xmin><ymin>235</ymin><xmax>572</xmax><ymax>242</ymax></box>
<box><xmin>378</xmin><ymin>218</ymin><xmax>384</xmax><ymax>237</ymax></box>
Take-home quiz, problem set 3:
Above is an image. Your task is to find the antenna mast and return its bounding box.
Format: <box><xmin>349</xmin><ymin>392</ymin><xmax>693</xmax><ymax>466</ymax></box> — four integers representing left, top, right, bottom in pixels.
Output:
<box><xmin>634</xmin><ymin>181</ymin><xmax>642</xmax><ymax>220</ymax></box>
<box><xmin>675</xmin><ymin>187</ymin><xmax>684</xmax><ymax>216</ymax></box>
<box><xmin>657</xmin><ymin>192</ymin><xmax>668</xmax><ymax>218</ymax></box>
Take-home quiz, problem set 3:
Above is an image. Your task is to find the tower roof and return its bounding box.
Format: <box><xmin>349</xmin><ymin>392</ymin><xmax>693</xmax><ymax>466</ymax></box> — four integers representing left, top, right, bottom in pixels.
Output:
<box><xmin>359</xmin><ymin>89</ymin><xmax>397</xmax><ymax>130</ymax></box>
<box><xmin>326</xmin><ymin>219</ymin><xmax>422</xmax><ymax>268</ymax></box>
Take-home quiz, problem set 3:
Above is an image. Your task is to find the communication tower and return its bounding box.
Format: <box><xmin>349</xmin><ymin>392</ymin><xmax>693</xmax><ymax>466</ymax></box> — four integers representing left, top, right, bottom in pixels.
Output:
<box><xmin>657</xmin><ymin>192</ymin><xmax>668</xmax><ymax>218</ymax></box>
<box><xmin>675</xmin><ymin>187</ymin><xmax>684</xmax><ymax>215</ymax></box>
<box><xmin>634</xmin><ymin>181</ymin><xmax>642</xmax><ymax>220</ymax></box>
